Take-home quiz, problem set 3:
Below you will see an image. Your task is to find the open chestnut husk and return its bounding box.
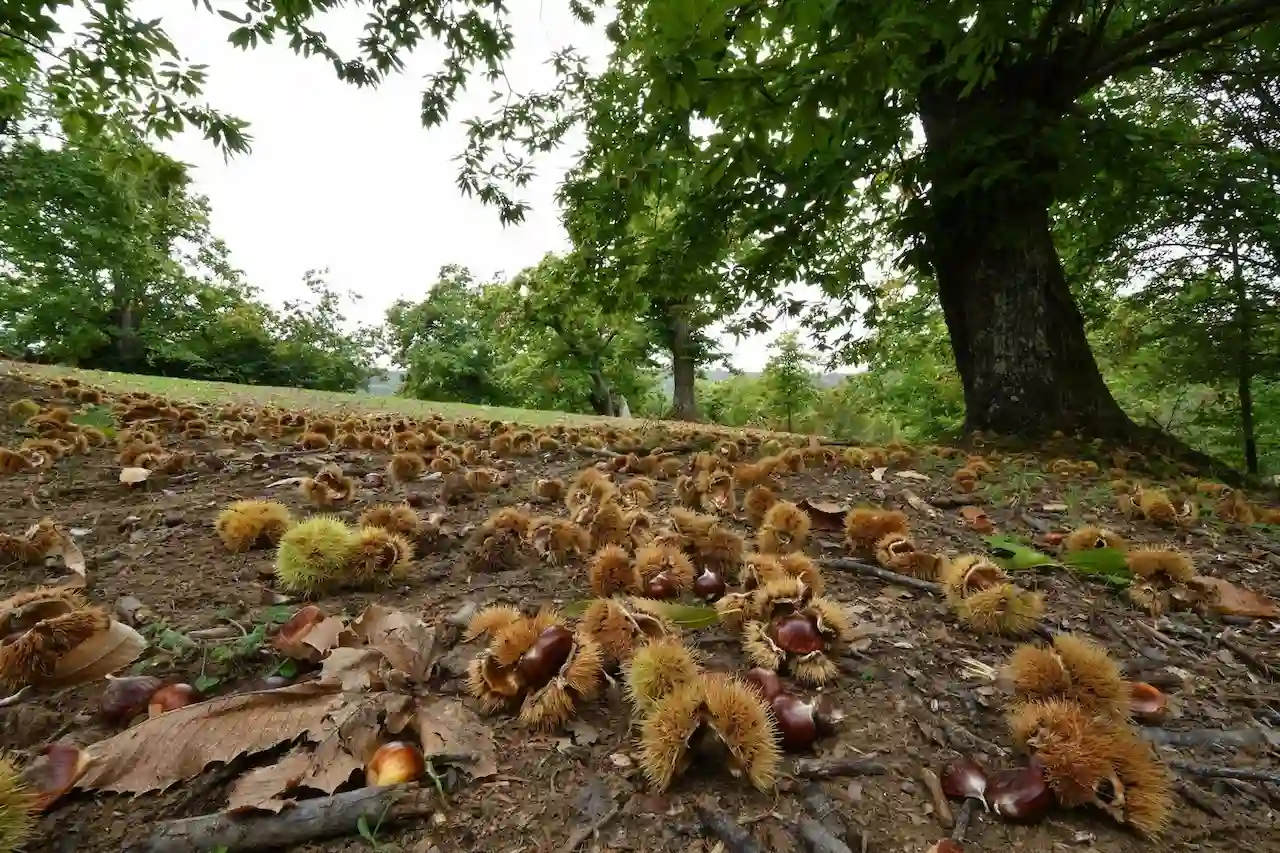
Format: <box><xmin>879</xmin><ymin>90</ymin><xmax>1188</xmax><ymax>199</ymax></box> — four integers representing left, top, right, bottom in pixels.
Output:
<box><xmin>692</xmin><ymin>567</ymin><xmax>726</xmax><ymax>601</ymax></box>
<box><xmin>645</xmin><ymin>571</ymin><xmax>680</xmax><ymax>600</ymax></box>
<box><xmin>516</xmin><ymin>625</ymin><xmax>575</xmax><ymax>692</ymax></box>
<box><xmin>98</xmin><ymin>675</ymin><xmax>164</xmax><ymax>726</ymax></box>
<box><xmin>1129</xmin><ymin>681</ymin><xmax>1169</xmax><ymax>725</ymax></box>
<box><xmin>987</xmin><ymin>763</ymin><xmax>1053</xmax><ymax>823</ymax></box>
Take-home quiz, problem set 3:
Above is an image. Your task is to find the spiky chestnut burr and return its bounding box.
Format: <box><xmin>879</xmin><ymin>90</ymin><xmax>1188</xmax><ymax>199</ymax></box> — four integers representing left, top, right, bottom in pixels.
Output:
<box><xmin>215</xmin><ymin>499</ymin><xmax>293</xmax><ymax>553</ymax></box>
<box><xmin>273</xmin><ymin>515</ymin><xmax>357</xmax><ymax>594</ymax></box>
<box><xmin>638</xmin><ymin>673</ymin><xmax>780</xmax><ymax>793</ymax></box>
<box><xmin>739</xmin><ymin>577</ymin><xmax>855</xmax><ymax>685</ymax></box>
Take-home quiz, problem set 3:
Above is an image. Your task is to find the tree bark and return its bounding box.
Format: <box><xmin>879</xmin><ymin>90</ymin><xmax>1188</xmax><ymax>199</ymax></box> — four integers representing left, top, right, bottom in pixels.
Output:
<box><xmin>1229</xmin><ymin>235</ymin><xmax>1258</xmax><ymax>474</ymax></box>
<box><xmin>918</xmin><ymin>79</ymin><xmax>1135</xmax><ymax>438</ymax></box>
<box><xmin>587</xmin><ymin>367</ymin><xmax>615</xmax><ymax>417</ymax></box>
<box><xmin>668</xmin><ymin>308</ymin><xmax>700</xmax><ymax>421</ymax></box>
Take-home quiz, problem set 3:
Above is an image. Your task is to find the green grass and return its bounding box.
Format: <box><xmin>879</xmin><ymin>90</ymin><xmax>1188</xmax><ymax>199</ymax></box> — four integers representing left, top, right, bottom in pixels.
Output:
<box><xmin>3</xmin><ymin>360</ymin><xmax>634</xmax><ymax>428</ymax></box>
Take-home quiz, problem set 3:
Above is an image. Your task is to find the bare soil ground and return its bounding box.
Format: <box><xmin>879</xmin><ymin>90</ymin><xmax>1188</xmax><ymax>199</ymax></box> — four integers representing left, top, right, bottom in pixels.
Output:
<box><xmin>0</xmin><ymin>363</ymin><xmax>1277</xmax><ymax>853</ymax></box>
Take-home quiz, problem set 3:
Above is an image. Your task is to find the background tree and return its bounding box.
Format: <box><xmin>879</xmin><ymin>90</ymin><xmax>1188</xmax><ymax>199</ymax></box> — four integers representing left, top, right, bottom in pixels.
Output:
<box><xmin>760</xmin><ymin>331</ymin><xmax>817</xmax><ymax>433</ymax></box>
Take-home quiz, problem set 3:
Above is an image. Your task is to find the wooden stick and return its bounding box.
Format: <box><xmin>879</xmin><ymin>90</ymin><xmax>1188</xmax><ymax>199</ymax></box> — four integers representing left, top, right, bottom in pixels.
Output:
<box><xmin>952</xmin><ymin>798</ymin><xmax>976</xmax><ymax>842</ymax></box>
<box><xmin>556</xmin><ymin>802</ymin><xmax>620</xmax><ymax>853</ymax></box>
<box><xmin>1218</xmin><ymin>631</ymin><xmax>1272</xmax><ymax>680</ymax></box>
<box><xmin>1171</xmin><ymin>760</ymin><xmax>1280</xmax><ymax>785</ymax></box>
<box><xmin>1141</xmin><ymin>727</ymin><xmax>1266</xmax><ymax>749</ymax></box>
<box><xmin>793</xmin><ymin>756</ymin><xmax>888</xmax><ymax>779</ymax></box>
<box><xmin>127</xmin><ymin>785</ymin><xmax>435</xmax><ymax>853</ymax></box>
<box><xmin>821</xmin><ymin>559</ymin><xmax>943</xmax><ymax>594</ymax></box>
<box><xmin>800</xmin><ymin>784</ymin><xmax>855</xmax><ymax>851</ymax></box>
<box><xmin>798</xmin><ymin>817</ymin><xmax>854</xmax><ymax>853</ymax></box>
<box><xmin>693</xmin><ymin>804</ymin><xmax>764</xmax><ymax>853</ymax></box>
<box><xmin>1173</xmin><ymin>779</ymin><xmax>1228</xmax><ymax>818</ymax></box>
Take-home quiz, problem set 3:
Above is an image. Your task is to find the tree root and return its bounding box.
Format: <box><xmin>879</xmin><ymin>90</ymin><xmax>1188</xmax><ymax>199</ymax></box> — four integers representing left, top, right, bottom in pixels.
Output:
<box><xmin>126</xmin><ymin>784</ymin><xmax>436</xmax><ymax>853</ymax></box>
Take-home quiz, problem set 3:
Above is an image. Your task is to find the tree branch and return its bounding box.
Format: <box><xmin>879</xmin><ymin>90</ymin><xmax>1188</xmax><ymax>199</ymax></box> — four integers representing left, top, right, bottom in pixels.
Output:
<box><xmin>1032</xmin><ymin>0</ymin><xmax>1086</xmax><ymax>60</ymax></box>
<box><xmin>1082</xmin><ymin>0</ymin><xmax>1280</xmax><ymax>89</ymax></box>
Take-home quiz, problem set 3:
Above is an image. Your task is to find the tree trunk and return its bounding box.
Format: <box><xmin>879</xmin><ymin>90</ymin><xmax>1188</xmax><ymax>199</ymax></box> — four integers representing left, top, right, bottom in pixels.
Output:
<box><xmin>587</xmin><ymin>367</ymin><xmax>615</xmax><ymax>417</ymax></box>
<box><xmin>1230</xmin><ymin>236</ymin><xmax>1258</xmax><ymax>474</ymax></box>
<box><xmin>918</xmin><ymin>82</ymin><xmax>1134</xmax><ymax>438</ymax></box>
<box><xmin>669</xmin><ymin>309</ymin><xmax>700</xmax><ymax>421</ymax></box>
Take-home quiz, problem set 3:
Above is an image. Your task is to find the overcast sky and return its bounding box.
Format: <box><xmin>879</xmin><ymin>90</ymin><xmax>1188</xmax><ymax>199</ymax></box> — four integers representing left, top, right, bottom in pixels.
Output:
<box><xmin>136</xmin><ymin>1</ymin><xmax>813</xmax><ymax>372</ymax></box>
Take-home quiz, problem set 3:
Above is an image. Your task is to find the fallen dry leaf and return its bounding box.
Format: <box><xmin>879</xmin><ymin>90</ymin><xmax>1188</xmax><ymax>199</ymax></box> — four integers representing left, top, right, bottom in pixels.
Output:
<box><xmin>870</xmin><ymin>467</ymin><xmax>887</xmax><ymax>483</ymax></box>
<box><xmin>959</xmin><ymin>505</ymin><xmax>995</xmax><ymax>534</ymax></box>
<box><xmin>901</xmin><ymin>490</ymin><xmax>938</xmax><ymax>518</ymax></box>
<box><xmin>894</xmin><ymin>470</ymin><xmax>931</xmax><ymax>482</ymax></box>
<box><xmin>1188</xmin><ymin>576</ymin><xmax>1280</xmax><ymax>619</ymax></box>
<box><xmin>49</xmin><ymin>620</ymin><xmax>146</xmax><ymax>687</ymax></box>
<box><xmin>76</xmin><ymin>681</ymin><xmax>346</xmax><ymax>794</ymax></box>
<box><xmin>119</xmin><ymin>467</ymin><xmax>151</xmax><ymax>485</ymax></box>
<box><xmin>413</xmin><ymin>696</ymin><xmax>498</xmax><ymax>780</ymax></box>
<box><xmin>319</xmin><ymin>647</ymin><xmax>385</xmax><ymax>692</ymax></box>
<box><xmin>798</xmin><ymin>497</ymin><xmax>849</xmax><ymax>530</ymax></box>
<box><xmin>226</xmin><ymin>750</ymin><xmax>311</xmax><ymax>813</ymax></box>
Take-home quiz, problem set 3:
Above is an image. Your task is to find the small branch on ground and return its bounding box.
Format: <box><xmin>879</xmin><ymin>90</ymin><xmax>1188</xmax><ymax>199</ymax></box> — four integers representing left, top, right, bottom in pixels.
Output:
<box><xmin>798</xmin><ymin>817</ymin><xmax>854</xmax><ymax>853</ymax></box>
<box><xmin>693</xmin><ymin>803</ymin><xmax>765</xmax><ymax>853</ymax></box>
<box><xmin>1171</xmin><ymin>760</ymin><xmax>1280</xmax><ymax>785</ymax></box>
<box><xmin>557</xmin><ymin>802</ymin><xmax>620</xmax><ymax>853</ymax></box>
<box><xmin>952</xmin><ymin>798</ymin><xmax>977</xmax><ymax>843</ymax></box>
<box><xmin>800</xmin><ymin>784</ymin><xmax>857</xmax><ymax>853</ymax></box>
<box><xmin>1141</xmin><ymin>727</ymin><xmax>1267</xmax><ymax>748</ymax></box>
<box><xmin>1218</xmin><ymin>631</ymin><xmax>1272</xmax><ymax>680</ymax></box>
<box><xmin>821</xmin><ymin>558</ymin><xmax>943</xmax><ymax>594</ymax></box>
<box><xmin>127</xmin><ymin>784</ymin><xmax>436</xmax><ymax>853</ymax></box>
<box><xmin>793</xmin><ymin>756</ymin><xmax>888</xmax><ymax>779</ymax></box>
<box><xmin>1174</xmin><ymin>778</ymin><xmax>1229</xmax><ymax>818</ymax></box>
<box><xmin>930</xmin><ymin>494</ymin><xmax>986</xmax><ymax>508</ymax></box>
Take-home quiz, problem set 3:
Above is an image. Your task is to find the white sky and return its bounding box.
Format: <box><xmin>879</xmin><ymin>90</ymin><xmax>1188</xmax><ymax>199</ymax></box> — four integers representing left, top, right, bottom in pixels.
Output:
<box><xmin>137</xmin><ymin>1</ymin><xmax>812</xmax><ymax>372</ymax></box>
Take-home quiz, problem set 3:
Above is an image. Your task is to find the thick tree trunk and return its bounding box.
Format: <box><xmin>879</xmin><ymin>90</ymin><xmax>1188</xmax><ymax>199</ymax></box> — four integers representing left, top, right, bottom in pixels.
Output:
<box><xmin>669</xmin><ymin>309</ymin><xmax>700</xmax><ymax>421</ymax></box>
<box><xmin>919</xmin><ymin>82</ymin><xmax>1134</xmax><ymax>438</ymax></box>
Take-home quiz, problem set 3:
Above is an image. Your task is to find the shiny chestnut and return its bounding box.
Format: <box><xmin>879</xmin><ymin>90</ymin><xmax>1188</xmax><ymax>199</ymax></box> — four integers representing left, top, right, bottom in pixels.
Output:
<box><xmin>769</xmin><ymin>612</ymin><xmax>823</xmax><ymax>655</ymax></box>
<box><xmin>516</xmin><ymin>625</ymin><xmax>574</xmax><ymax>691</ymax></box>
<box><xmin>692</xmin><ymin>567</ymin><xmax>726</xmax><ymax>601</ymax></box>
<box><xmin>645</xmin><ymin>571</ymin><xmax>680</xmax><ymax>600</ymax></box>
<box><xmin>987</xmin><ymin>764</ymin><xmax>1053</xmax><ymax>823</ymax></box>
<box><xmin>98</xmin><ymin>675</ymin><xmax>164</xmax><ymax>726</ymax></box>
<box><xmin>147</xmin><ymin>683</ymin><xmax>200</xmax><ymax>717</ymax></box>
<box><xmin>743</xmin><ymin>667</ymin><xmax>784</xmax><ymax>701</ymax></box>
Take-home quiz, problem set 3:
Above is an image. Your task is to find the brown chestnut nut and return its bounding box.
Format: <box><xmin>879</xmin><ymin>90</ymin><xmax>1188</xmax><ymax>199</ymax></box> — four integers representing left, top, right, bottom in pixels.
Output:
<box><xmin>645</xmin><ymin>571</ymin><xmax>680</xmax><ymax>600</ymax></box>
<box><xmin>926</xmin><ymin>841</ymin><xmax>964</xmax><ymax>853</ymax></box>
<box><xmin>941</xmin><ymin>756</ymin><xmax>989</xmax><ymax>807</ymax></box>
<box><xmin>771</xmin><ymin>693</ymin><xmax>839</xmax><ymax>751</ymax></box>
<box><xmin>516</xmin><ymin>625</ymin><xmax>574</xmax><ymax>691</ymax></box>
<box><xmin>98</xmin><ymin>675</ymin><xmax>164</xmax><ymax>726</ymax></box>
<box><xmin>692</xmin><ymin>567</ymin><xmax>726</xmax><ymax>601</ymax></box>
<box><xmin>743</xmin><ymin>667</ymin><xmax>784</xmax><ymax>701</ymax></box>
<box><xmin>147</xmin><ymin>683</ymin><xmax>200</xmax><ymax>717</ymax></box>
<box><xmin>769</xmin><ymin>612</ymin><xmax>823</xmax><ymax>655</ymax></box>
<box><xmin>366</xmin><ymin>741</ymin><xmax>426</xmax><ymax>786</ymax></box>
<box><xmin>1129</xmin><ymin>681</ymin><xmax>1169</xmax><ymax>725</ymax></box>
<box><xmin>987</xmin><ymin>764</ymin><xmax>1053</xmax><ymax>823</ymax></box>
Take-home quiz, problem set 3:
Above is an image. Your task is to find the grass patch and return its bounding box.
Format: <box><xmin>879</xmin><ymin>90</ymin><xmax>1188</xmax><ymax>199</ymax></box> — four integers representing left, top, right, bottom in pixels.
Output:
<box><xmin>5</xmin><ymin>360</ymin><xmax>632</xmax><ymax>428</ymax></box>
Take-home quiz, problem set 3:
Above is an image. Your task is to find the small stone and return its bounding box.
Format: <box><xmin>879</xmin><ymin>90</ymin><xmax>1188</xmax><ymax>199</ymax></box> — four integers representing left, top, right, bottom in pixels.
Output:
<box><xmin>609</xmin><ymin>752</ymin><xmax>633</xmax><ymax>768</ymax></box>
<box><xmin>162</xmin><ymin>512</ymin><xmax>185</xmax><ymax>527</ymax></box>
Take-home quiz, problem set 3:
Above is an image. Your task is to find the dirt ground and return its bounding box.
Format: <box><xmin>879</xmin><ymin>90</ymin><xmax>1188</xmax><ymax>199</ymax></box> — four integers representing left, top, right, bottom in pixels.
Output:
<box><xmin>0</xmin><ymin>365</ymin><xmax>1277</xmax><ymax>853</ymax></box>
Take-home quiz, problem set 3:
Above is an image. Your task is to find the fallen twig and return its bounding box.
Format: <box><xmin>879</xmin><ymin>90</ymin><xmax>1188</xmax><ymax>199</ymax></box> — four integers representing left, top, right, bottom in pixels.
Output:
<box><xmin>821</xmin><ymin>558</ymin><xmax>943</xmax><ymax>594</ymax></box>
<box><xmin>800</xmin><ymin>784</ymin><xmax>856</xmax><ymax>852</ymax></box>
<box><xmin>920</xmin><ymin>768</ymin><xmax>954</xmax><ymax>828</ymax></box>
<box><xmin>1170</xmin><ymin>760</ymin><xmax>1280</xmax><ymax>785</ymax></box>
<box><xmin>1132</xmin><ymin>620</ymin><xmax>1185</xmax><ymax>652</ymax></box>
<box><xmin>793</xmin><ymin>756</ymin><xmax>888</xmax><ymax>779</ymax></box>
<box><xmin>127</xmin><ymin>784</ymin><xmax>436</xmax><ymax>853</ymax></box>
<box><xmin>557</xmin><ymin>802</ymin><xmax>620</xmax><ymax>853</ymax></box>
<box><xmin>1174</xmin><ymin>778</ymin><xmax>1228</xmax><ymax>818</ymax></box>
<box><xmin>930</xmin><ymin>494</ymin><xmax>985</xmax><ymax>508</ymax></box>
<box><xmin>0</xmin><ymin>686</ymin><xmax>31</xmax><ymax>708</ymax></box>
<box><xmin>1141</xmin><ymin>727</ymin><xmax>1267</xmax><ymax>749</ymax></box>
<box><xmin>693</xmin><ymin>803</ymin><xmax>764</xmax><ymax>853</ymax></box>
<box><xmin>798</xmin><ymin>817</ymin><xmax>854</xmax><ymax>853</ymax></box>
<box><xmin>1218</xmin><ymin>631</ymin><xmax>1272</xmax><ymax>680</ymax></box>
<box><xmin>952</xmin><ymin>798</ymin><xmax>976</xmax><ymax>841</ymax></box>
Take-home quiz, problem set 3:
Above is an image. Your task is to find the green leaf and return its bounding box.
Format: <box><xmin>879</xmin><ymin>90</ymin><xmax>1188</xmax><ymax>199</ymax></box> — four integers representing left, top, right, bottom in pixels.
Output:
<box><xmin>1062</xmin><ymin>548</ymin><xmax>1133</xmax><ymax>586</ymax></box>
<box><xmin>983</xmin><ymin>535</ymin><xmax>1060</xmax><ymax>571</ymax></box>
<box><xmin>194</xmin><ymin>674</ymin><xmax>221</xmax><ymax>693</ymax></box>
<box><xmin>70</xmin><ymin>404</ymin><xmax>116</xmax><ymax>437</ymax></box>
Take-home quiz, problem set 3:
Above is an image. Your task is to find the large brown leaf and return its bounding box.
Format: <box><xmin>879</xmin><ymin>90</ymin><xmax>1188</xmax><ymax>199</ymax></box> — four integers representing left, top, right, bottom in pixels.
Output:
<box><xmin>76</xmin><ymin>682</ymin><xmax>346</xmax><ymax>794</ymax></box>
<box><xmin>413</xmin><ymin>697</ymin><xmax>497</xmax><ymax>780</ymax></box>
<box><xmin>1188</xmin><ymin>575</ymin><xmax>1280</xmax><ymax>619</ymax></box>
